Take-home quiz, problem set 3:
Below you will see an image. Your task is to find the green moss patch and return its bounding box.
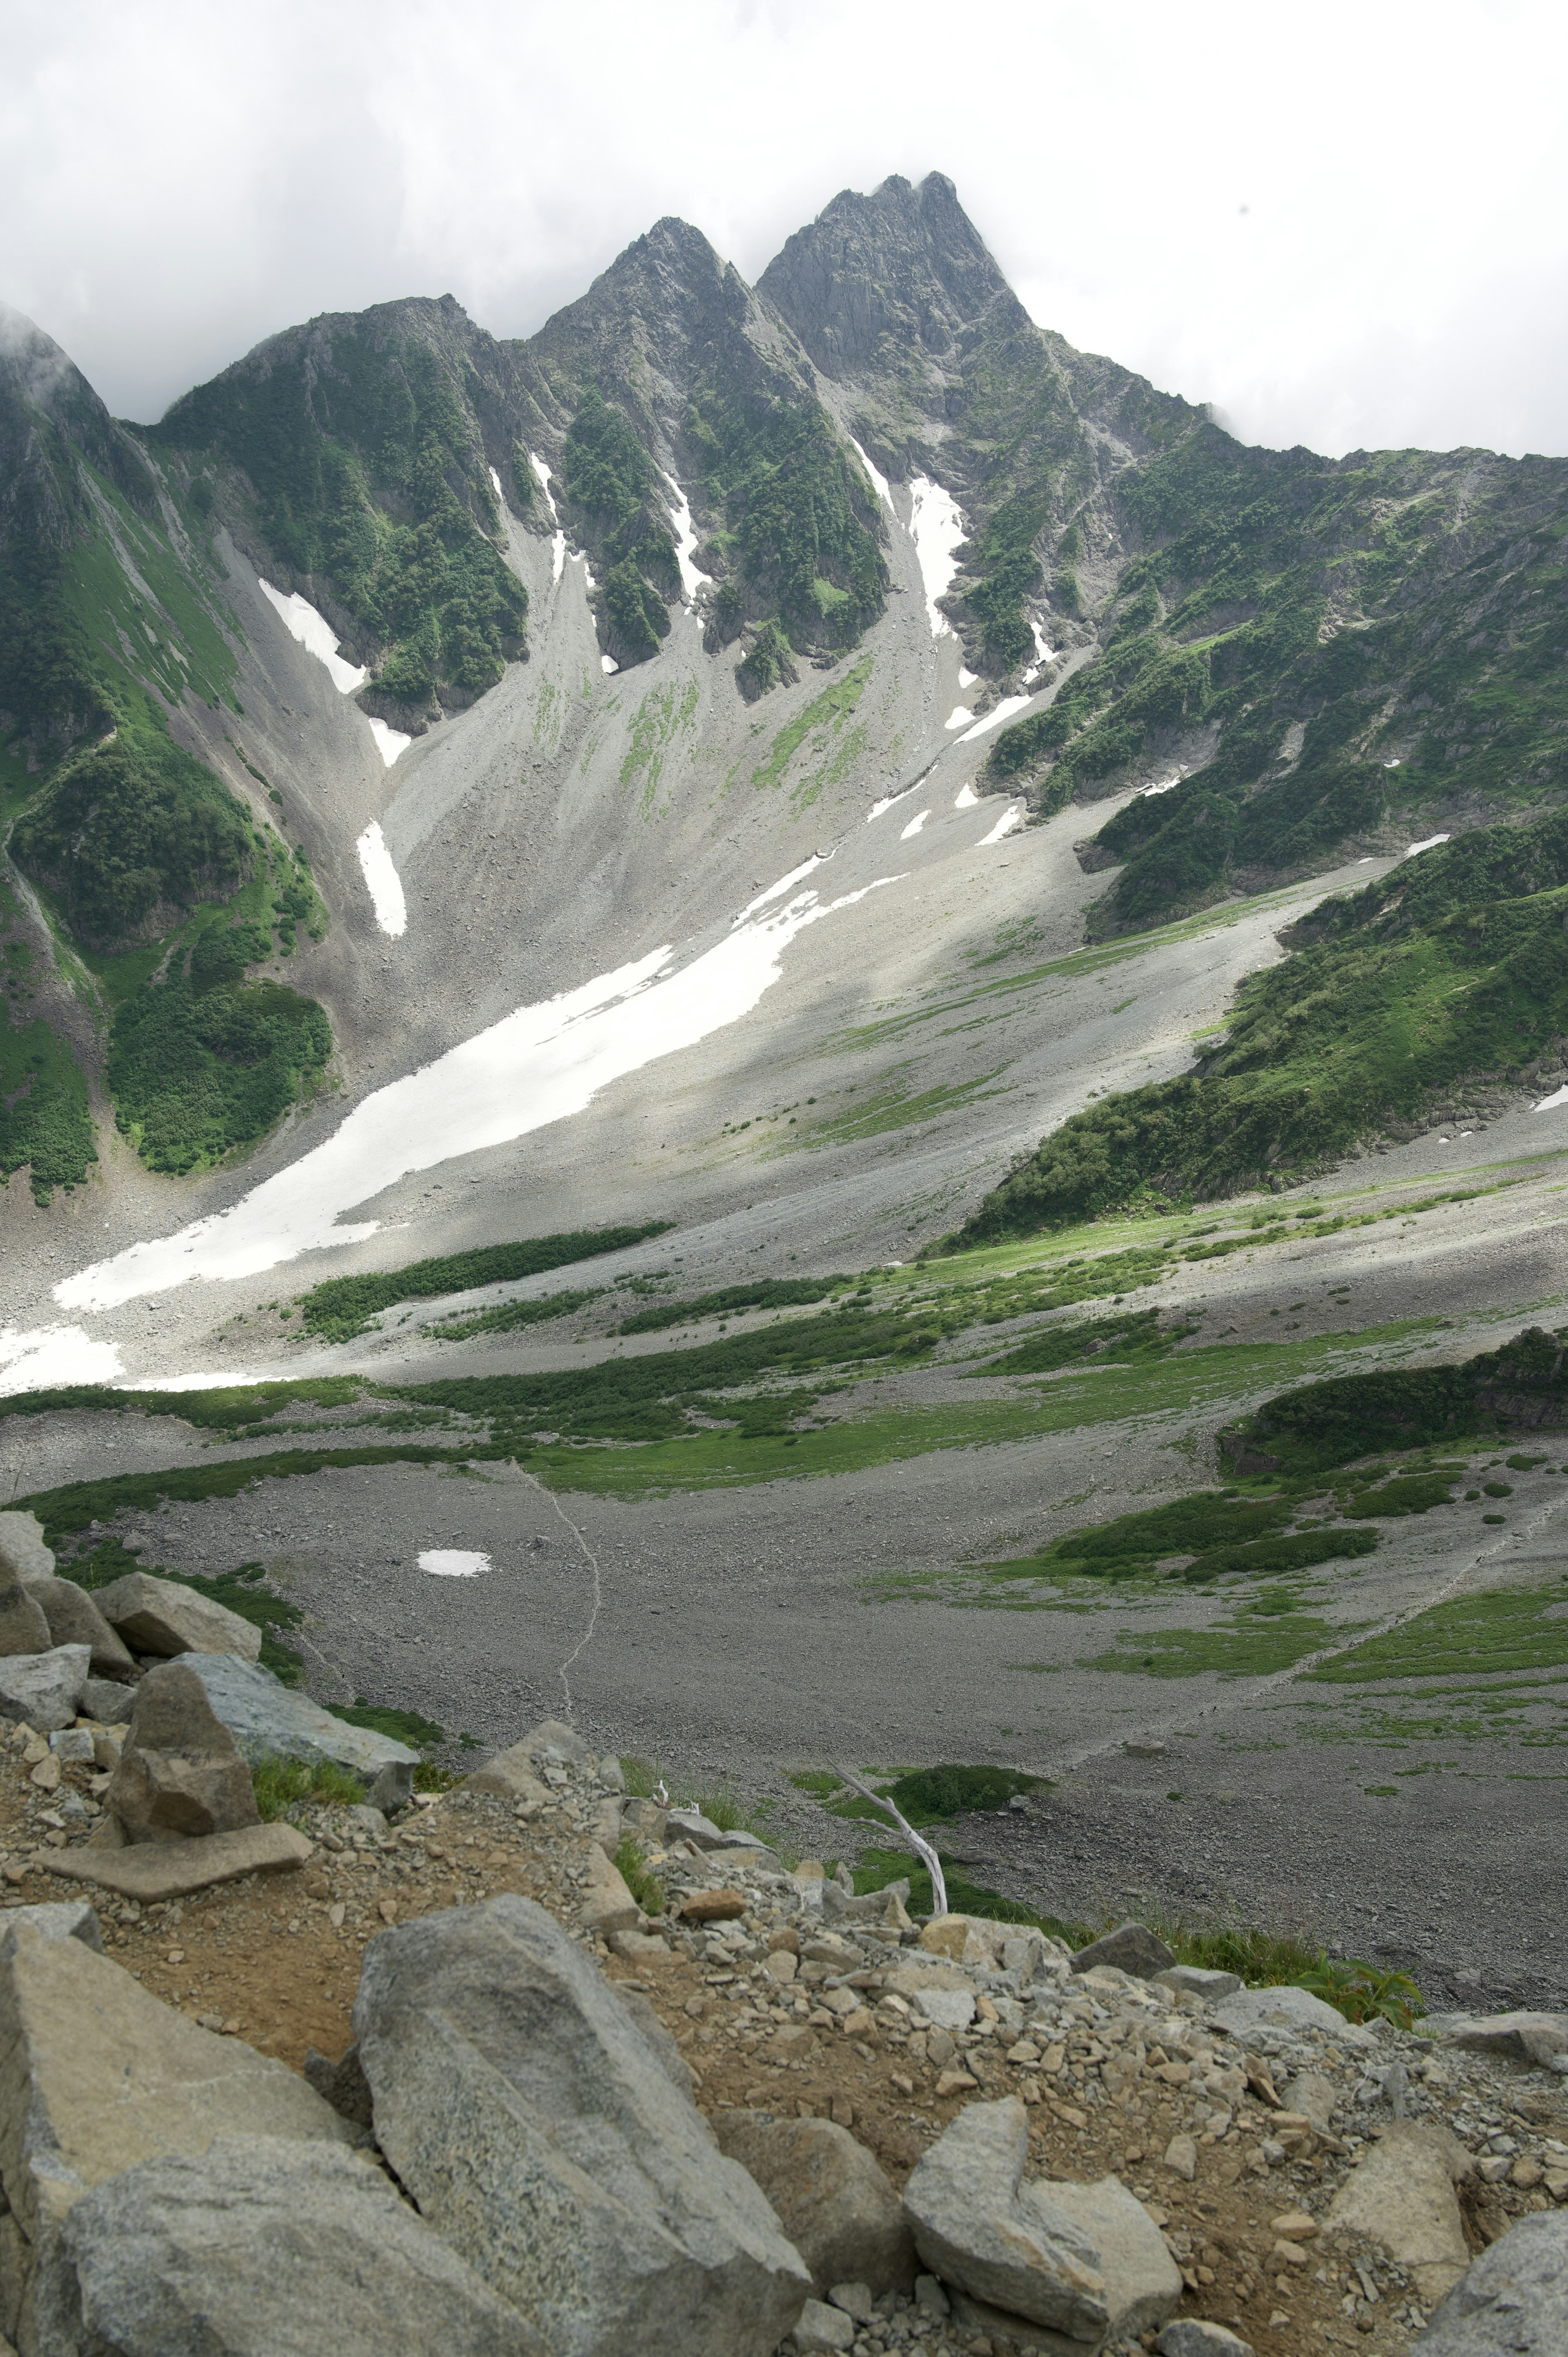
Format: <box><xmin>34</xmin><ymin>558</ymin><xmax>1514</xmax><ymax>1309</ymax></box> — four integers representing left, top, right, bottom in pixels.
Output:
<box><xmin>296</xmin><ymin>1222</ymin><xmax>674</xmax><ymax>1341</ymax></box>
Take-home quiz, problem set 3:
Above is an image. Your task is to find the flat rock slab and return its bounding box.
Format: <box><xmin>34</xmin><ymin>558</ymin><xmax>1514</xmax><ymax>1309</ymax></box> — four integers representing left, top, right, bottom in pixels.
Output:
<box><xmin>901</xmin><ymin>2097</ymin><xmax>1107</xmax><ymax>2339</ymax></box>
<box><xmin>1326</xmin><ymin>2118</ymin><xmax>1472</xmax><ymax>2303</ymax></box>
<box><xmin>91</xmin><ymin>1570</ymin><xmax>261</xmax><ymax>1662</ymax></box>
<box><xmin>1412</xmin><ymin>2210</ymin><xmax>1568</xmax><ymax>2353</ymax></box>
<box><xmin>353</xmin><ymin>1894</ymin><xmax>811</xmax><ymax>2357</ymax></box>
<box><xmin>175</xmin><ymin>1652</ymin><xmax>418</xmax><ymax>1775</ymax></box>
<box><xmin>1154</xmin><ymin>1965</ymin><xmax>1242</xmax><ymax>2001</ymax></box>
<box><xmin>0</xmin><ymin>1645</ymin><xmax>89</xmax><ymax>1731</ymax></box>
<box><xmin>1043</xmin><ymin>2176</ymin><xmax>1181</xmax><ymax>2340</ymax></box>
<box><xmin>62</xmin><ymin>2134</ymin><xmax>540</xmax><ymax>2357</ymax></box>
<box><xmin>46</xmin><ymin>1822</ymin><xmax>312</xmax><ymax>1900</ymax></box>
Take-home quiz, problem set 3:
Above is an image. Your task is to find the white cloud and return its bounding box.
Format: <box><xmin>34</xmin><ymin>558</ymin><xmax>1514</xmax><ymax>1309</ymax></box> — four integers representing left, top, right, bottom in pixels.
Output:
<box><xmin>0</xmin><ymin>0</ymin><xmax>1563</xmax><ymax>458</ymax></box>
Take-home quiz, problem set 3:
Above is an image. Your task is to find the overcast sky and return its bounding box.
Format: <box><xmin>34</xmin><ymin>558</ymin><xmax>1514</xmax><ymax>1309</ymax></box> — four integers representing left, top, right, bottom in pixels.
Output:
<box><xmin>5</xmin><ymin>0</ymin><xmax>1566</xmax><ymax>458</ymax></box>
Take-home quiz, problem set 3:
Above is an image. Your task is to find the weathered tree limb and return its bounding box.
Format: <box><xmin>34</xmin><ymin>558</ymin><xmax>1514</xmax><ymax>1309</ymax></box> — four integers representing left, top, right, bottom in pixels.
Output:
<box><xmin>833</xmin><ymin>1767</ymin><xmax>948</xmax><ymax>1920</ymax></box>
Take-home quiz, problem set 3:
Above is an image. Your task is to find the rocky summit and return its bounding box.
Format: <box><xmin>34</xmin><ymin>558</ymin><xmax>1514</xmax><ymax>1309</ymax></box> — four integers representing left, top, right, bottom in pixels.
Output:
<box><xmin>1</xmin><ymin>166</ymin><xmax>1567</xmax><ymax>2355</ymax></box>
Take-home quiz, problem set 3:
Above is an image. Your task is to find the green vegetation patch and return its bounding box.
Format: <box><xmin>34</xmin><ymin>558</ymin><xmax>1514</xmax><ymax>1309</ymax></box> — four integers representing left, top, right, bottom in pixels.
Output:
<box><xmin>0</xmin><ymin>1006</ymin><xmax>96</xmax><ymax>1203</ymax></box>
<box><xmin>1304</xmin><ymin>1580</ymin><xmax>1568</xmax><ymax>1686</ymax></box>
<box><xmin>949</xmin><ymin>806</ymin><xmax>1568</xmax><ymax>1243</ymax></box>
<box><xmin>325</xmin><ymin>1698</ymin><xmax>447</xmax><ymax>1749</ymax></box>
<box><xmin>617</xmin><ymin>1276</ymin><xmax>851</xmax><ymax>1334</ymax></box>
<box><xmin>431</xmin><ymin>1288</ymin><xmax>606</xmax><ymax>1343</ymax></box>
<box><xmin>252</xmin><ymin>1754</ymin><xmax>363</xmax><ymax>1819</ymax></box>
<box><xmin>16</xmin><ymin>1445</ymin><xmax>498</xmax><ymax>1548</ymax></box>
<box><xmin>109</xmin><ymin>968</ymin><xmax>330</xmax><ymax>1175</ymax></box>
<box><xmin>976</xmin><ymin>1309</ymin><xmax>1191</xmax><ymax>1377</ymax></box>
<box><xmin>1082</xmin><ymin>1597</ymin><xmax>1343</xmax><ymax>1679</ymax></box>
<box><xmin>296</xmin><ymin>1222</ymin><xmax>674</xmax><ymax>1341</ymax></box>
<box><xmin>1229</xmin><ymin>1325</ymin><xmax>1568</xmax><ymax>1474</ymax></box>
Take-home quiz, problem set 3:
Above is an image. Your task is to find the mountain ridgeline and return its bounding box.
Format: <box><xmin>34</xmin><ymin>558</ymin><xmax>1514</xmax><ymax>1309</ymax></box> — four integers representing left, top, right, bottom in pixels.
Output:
<box><xmin>0</xmin><ymin>171</ymin><xmax>1565</xmax><ymax>1220</ymax></box>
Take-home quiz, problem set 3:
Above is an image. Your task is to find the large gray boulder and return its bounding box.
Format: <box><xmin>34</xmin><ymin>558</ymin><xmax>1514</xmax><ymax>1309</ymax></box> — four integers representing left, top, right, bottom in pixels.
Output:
<box><xmin>0</xmin><ymin>1645</ymin><xmax>89</xmax><ymax>1731</ymax></box>
<box><xmin>900</xmin><ymin>2098</ymin><xmax>1108</xmax><ymax>2341</ymax></box>
<box><xmin>91</xmin><ymin>1570</ymin><xmax>261</xmax><ymax>1661</ymax></box>
<box><xmin>1069</xmin><ymin>1921</ymin><xmax>1176</xmax><ymax>1980</ymax></box>
<box><xmin>0</xmin><ymin>1512</ymin><xmax>52</xmax><ymax>1584</ymax></box>
<box><xmin>102</xmin><ymin>1660</ymin><xmax>261</xmax><ymax>1844</ymax></box>
<box><xmin>1044</xmin><ymin>2176</ymin><xmax>1181</xmax><ymax>2340</ymax></box>
<box><xmin>712</xmin><ymin>2110</ymin><xmax>915</xmax><ymax>2296</ymax></box>
<box><xmin>175</xmin><ymin>1652</ymin><xmax>419</xmax><ymax>1786</ymax></box>
<box><xmin>0</xmin><ymin>1902</ymin><xmax>103</xmax><ymax>1960</ymax></box>
<box><xmin>0</xmin><ymin>1924</ymin><xmax>353</xmax><ymax>2351</ymax></box>
<box><xmin>1411</xmin><ymin>2212</ymin><xmax>1568</xmax><ymax>2353</ymax></box>
<box><xmin>1434</xmin><ymin>2009</ymin><xmax>1568</xmax><ymax>2065</ymax></box>
<box><xmin>0</xmin><ymin>1575</ymin><xmax>50</xmax><ymax>1659</ymax></box>
<box><xmin>353</xmin><ymin>1896</ymin><xmax>811</xmax><ymax>2357</ymax></box>
<box><xmin>1211</xmin><ymin>1983</ymin><xmax>1376</xmax><ymax>2047</ymax></box>
<box><xmin>61</xmin><ymin>2135</ymin><xmax>540</xmax><ymax>2357</ymax></box>
<box><xmin>28</xmin><ymin>1576</ymin><xmax>136</xmax><ymax>1679</ymax></box>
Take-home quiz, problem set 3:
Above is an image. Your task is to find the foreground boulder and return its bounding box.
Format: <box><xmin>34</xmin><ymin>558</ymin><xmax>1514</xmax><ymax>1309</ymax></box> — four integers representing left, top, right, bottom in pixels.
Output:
<box><xmin>353</xmin><ymin>1895</ymin><xmax>811</xmax><ymax>2356</ymax></box>
<box><xmin>1326</xmin><ymin>2117</ymin><xmax>1473</xmax><ymax>2303</ymax></box>
<box><xmin>101</xmin><ymin>1660</ymin><xmax>261</xmax><ymax>1844</ymax></box>
<box><xmin>50</xmin><ymin>1822</ymin><xmax>312</xmax><ymax>1902</ymax></box>
<box><xmin>1412</xmin><ymin>2211</ymin><xmax>1568</xmax><ymax>2353</ymax></box>
<box><xmin>900</xmin><ymin>2098</ymin><xmax>1107</xmax><ymax>2341</ymax></box>
<box><xmin>28</xmin><ymin>1576</ymin><xmax>137</xmax><ymax>1679</ymax></box>
<box><xmin>713</xmin><ymin>2110</ymin><xmax>915</xmax><ymax>2296</ymax></box>
<box><xmin>0</xmin><ymin>1645</ymin><xmax>89</xmax><ymax>1731</ymax></box>
<box><xmin>61</xmin><ymin>2135</ymin><xmax>538</xmax><ymax>2357</ymax></box>
<box><xmin>0</xmin><ymin>1924</ymin><xmax>353</xmax><ymax>2348</ymax></box>
<box><xmin>91</xmin><ymin>1570</ymin><xmax>262</xmax><ymax>1661</ymax></box>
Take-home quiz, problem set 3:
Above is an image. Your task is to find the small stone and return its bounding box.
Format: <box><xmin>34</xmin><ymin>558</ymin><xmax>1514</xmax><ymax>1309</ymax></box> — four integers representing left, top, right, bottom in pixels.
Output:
<box><xmin>1272</xmin><ymin>2239</ymin><xmax>1310</xmax><ymax>2268</ymax></box>
<box><xmin>1163</xmin><ymin>2134</ymin><xmax>1198</xmax><ymax>2182</ymax></box>
<box><xmin>765</xmin><ymin>1949</ymin><xmax>799</xmax><ymax>1982</ymax></box>
<box><xmin>680</xmin><ymin>1886</ymin><xmax>748</xmax><ymax>1924</ymax></box>
<box><xmin>792</xmin><ymin>2297</ymin><xmax>854</xmax><ymax>2353</ymax></box>
<box><xmin>1270</xmin><ymin>2209</ymin><xmax>1318</xmax><ymax>2239</ymax></box>
<box><xmin>1152</xmin><ymin>1965</ymin><xmax>1243</xmax><ymax>2002</ymax></box>
<box><xmin>828</xmin><ymin>2280</ymin><xmax>874</xmax><ymax>2322</ymax></box>
<box><xmin>935</xmin><ymin>2069</ymin><xmax>978</xmax><ymax>2098</ymax></box>
<box><xmin>50</xmin><ymin>1728</ymin><xmax>96</xmax><ymax>1764</ymax></box>
<box><xmin>1511</xmin><ymin>2156</ymin><xmax>1544</xmax><ymax>2190</ymax></box>
<box><xmin>830</xmin><ymin>2094</ymin><xmax>854</xmax><ymax>2127</ymax></box>
<box><xmin>30</xmin><ymin>1753</ymin><xmax>62</xmax><ymax>1791</ymax></box>
<box><xmin>913</xmin><ymin>2274</ymin><xmax>949</xmax><ymax>2316</ymax></box>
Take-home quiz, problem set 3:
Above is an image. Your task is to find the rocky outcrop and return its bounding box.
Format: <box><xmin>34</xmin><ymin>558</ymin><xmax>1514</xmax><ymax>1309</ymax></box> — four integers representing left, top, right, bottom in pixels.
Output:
<box><xmin>26</xmin><ymin>1577</ymin><xmax>136</xmax><ymax>1679</ymax></box>
<box><xmin>174</xmin><ymin>1652</ymin><xmax>418</xmax><ymax>1794</ymax></box>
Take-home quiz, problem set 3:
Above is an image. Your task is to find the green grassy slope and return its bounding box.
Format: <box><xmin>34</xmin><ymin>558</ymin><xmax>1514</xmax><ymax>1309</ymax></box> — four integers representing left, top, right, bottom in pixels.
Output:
<box><xmin>951</xmin><ymin>807</ymin><xmax>1568</xmax><ymax>1243</ymax></box>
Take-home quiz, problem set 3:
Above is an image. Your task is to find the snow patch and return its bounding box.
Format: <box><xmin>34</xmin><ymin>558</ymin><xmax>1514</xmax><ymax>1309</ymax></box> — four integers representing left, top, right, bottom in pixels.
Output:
<box><xmin>1535</xmin><ymin>1085</ymin><xmax>1568</xmax><ymax>1115</ymax></box>
<box><xmin>954</xmin><ymin>781</ymin><xmax>980</xmax><ymax>810</ymax></box>
<box><xmin>849</xmin><ymin>437</ymin><xmax>892</xmax><ymax>508</ymax></box>
<box><xmin>530</xmin><ymin>453</ymin><xmax>559</xmax><ymax>522</ymax></box>
<box><xmin>367</xmin><ymin>717</ymin><xmax>410</xmax><ymax>768</ymax></box>
<box><xmin>979</xmin><ymin>804</ymin><xmax>1023</xmax><ymax>846</ymax></box>
<box><xmin>959</xmin><ymin>696</ymin><xmax>1031</xmax><ymax>743</ymax></box>
<box><xmin>1406</xmin><ymin>834</ymin><xmax>1451</xmax><ymax>857</ymax></box>
<box><xmin>1139</xmin><ymin>774</ymin><xmax>1183</xmax><ymax>798</ymax></box>
<box><xmin>488</xmin><ymin>465</ymin><xmax>505</xmax><ymax>502</ymax></box>
<box><xmin>58</xmin><ymin>877</ymin><xmax>902</xmax><ymax>1310</ymax></box>
<box><xmin>600</xmin><ymin>654</ymin><xmax>619</xmax><ymax>674</ymax></box>
<box><xmin>900</xmin><ymin>809</ymin><xmax>929</xmax><ymax>839</ymax></box>
<box><xmin>734</xmin><ymin>854</ymin><xmax>824</xmax><ymax>923</ymax></box>
<box><xmin>958</xmin><ymin>667</ymin><xmax>978</xmax><ymax>688</ymax></box>
<box><xmin>0</xmin><ymin>1325</ymin><xmax>124</xmax><ymax>1398</ymax></box>
<box><xmin>907</xmin><ymin>476</ymin><xmax>965</xmax><ymax>636</ymax></box>
<box><xmin>257</xmin><ymin>580</ymin><xmax>366</xmax><ymax>693</ymax></box>
<box><xmin>420</xmin><ymin>1550</ymin><xmax>490</xmax><ymax>1579</ymax></box>
<box><xmin>945</xmin><ymin>707</ymin><xmax>975</xmax><ymax>732</ymax></box>
<box><xmin>356</xmin><ymin>823</ymin><xmax>407</xmax><ymax>938</ymax></box>
<box><xmin>661</xmin><ymin>470</ymin><xmax>711</xmax><ymax>602</ymax></box>
<box><xmin>550</xmin><ymin>531</ymin><xmax>566</xmax><ymax>584</ymax></box>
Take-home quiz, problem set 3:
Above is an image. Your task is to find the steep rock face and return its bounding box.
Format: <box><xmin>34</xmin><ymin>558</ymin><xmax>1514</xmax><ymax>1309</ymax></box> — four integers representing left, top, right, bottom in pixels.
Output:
<box><xmin>152</xmin><ymin>293</ymin><xmax>534</xmax><ymax>723</ymax></box>
<box><xmin>757</xmin><ymin>170</ymin><xmax>1032</xmax><ymax>413</ymax></box>
<box><xmin>522</xmin><ymin>217</ymin><xmax>887</xmax><ymax>686</ymax></box>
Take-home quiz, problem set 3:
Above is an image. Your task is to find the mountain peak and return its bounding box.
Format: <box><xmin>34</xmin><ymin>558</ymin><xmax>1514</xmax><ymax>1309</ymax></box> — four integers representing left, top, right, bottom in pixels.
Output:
<box><xmin>757</xmin><ymin>170</ymin><xmax>1028</xmax><ymax>386</ymax></box>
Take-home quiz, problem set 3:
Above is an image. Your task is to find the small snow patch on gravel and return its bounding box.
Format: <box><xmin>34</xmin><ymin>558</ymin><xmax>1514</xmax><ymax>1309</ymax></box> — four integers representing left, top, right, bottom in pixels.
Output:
<box><xmin>419</xmin><ymin>1550</ymin><xmax>490</xmax><ymax>1579</ymax></box>
<box><xmin>355</xmin><ymin>823</ymin><xmax>407</xmax><ymax>938</ymax></box>
<box><xmin>258</xmin><ymin>580</ymin><xmax>366</xmax><ymax>693</ymax></box>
